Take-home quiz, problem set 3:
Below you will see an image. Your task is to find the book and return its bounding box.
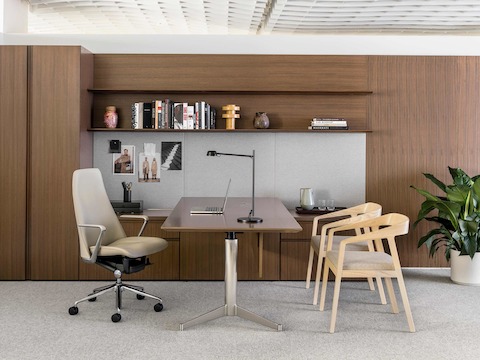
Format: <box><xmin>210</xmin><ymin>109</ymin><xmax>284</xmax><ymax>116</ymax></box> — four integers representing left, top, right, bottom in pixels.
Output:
<box><xmin>154</xmin><ymin>100</ymin><xmax>163</xmax><ymax>129</ymax></box>
<box><xmin>311</xmin><ymin>119</ymin><xmax>347</xmax><ymax>126</ymax></box>
<box><xmin>131</xmin><ymin>102</ymin><xmax>144</xmax><ymax>129</ymax></box>
<box><xmin>173</xmin><ymin>102</ymin><xmax>184</xmax><ymax>129</ymax></box>
<box><xmin>142</xmin><ymin>102</ymin><xmax>153</xmax><ymax>128</ymax></box>
<box><xmin>308</xmin><ymin>125</ymin><xmax>349</xmax><ymax>130</ymax></box>
<box><xmin>164</xmin><ymin>99</ymin><xmax>173</xmax><ymax>129</ymax></box>
<box><xmin>312</xmin><ymin>120</ymin><xmax>347</xmax><ymax>126</ymax></box>
<box><xmin>187</xmin><ymin>105</ymin><xmax>195</xmax><ymax>129</ymax></box>
<box><xmin>312</xmin><ymin>116</ymin><xmax>346</xmax><ymax>122</ymax></box>
<box><xmin>195</xmin><ymin>101</ymin><xmax>206</xmax><ymax>129</ymax></box>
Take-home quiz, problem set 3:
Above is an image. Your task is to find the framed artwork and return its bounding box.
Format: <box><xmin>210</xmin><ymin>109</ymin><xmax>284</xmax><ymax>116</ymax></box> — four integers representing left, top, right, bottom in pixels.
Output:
<box><xmin>113</xmin><ymin>145</ymin><xmax>135</xmax><ymax>174</ymax></box>
<box><xmin>161</xmin><ymin>142</ymin><xmax>182</xmax><ymax>170</ymax></box>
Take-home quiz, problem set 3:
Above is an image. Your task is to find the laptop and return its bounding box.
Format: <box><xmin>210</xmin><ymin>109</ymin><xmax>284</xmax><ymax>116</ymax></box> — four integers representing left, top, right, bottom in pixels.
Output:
<box><xmin>190</xmin><ymin>179</ymin><xmax>231</xmax><ymax>215</ymax></box>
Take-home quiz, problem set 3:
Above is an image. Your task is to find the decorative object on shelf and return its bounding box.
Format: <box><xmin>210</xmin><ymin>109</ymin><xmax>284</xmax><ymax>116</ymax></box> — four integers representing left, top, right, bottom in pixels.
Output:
<box><xmin>207</xmin><ymin>150</ymin><xmax>262</xmax><ymax>223</ymax></box>
<box><xmin>104</xmin><ymin>106</ymin><xmax>118</xmax><ymax>128</ymax></box>
<box><xmin>300</xmin><ymin>188</ymin><xmax>315</xmax><ymax>210</ymax></box>
<box><xmin>222</xmin><ymin>105</ymin><xmax>240</xmax><ymax>130</ymax></box>
<box><xmin>411</xmin><ymin>166</ymin><xmax>480</xmax><ymax>285</ymax></box>
<box><xmin>253</xmin><ymin>112</ymin><xmax>270</xmax><ymax>129</ymax></box>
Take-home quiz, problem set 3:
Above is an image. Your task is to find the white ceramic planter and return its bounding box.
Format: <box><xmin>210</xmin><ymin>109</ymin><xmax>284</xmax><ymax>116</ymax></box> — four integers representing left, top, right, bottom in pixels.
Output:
<box><xmin>450</xmin><ymin>250</ymin><xmax>480</xmax><ymax>286</ymax></box>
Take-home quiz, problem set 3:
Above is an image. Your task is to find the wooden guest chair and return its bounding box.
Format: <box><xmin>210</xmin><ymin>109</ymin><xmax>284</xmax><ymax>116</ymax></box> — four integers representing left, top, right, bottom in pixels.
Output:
<box><xmin>319</xmin><ymin>213</ymin><xmax>415</xmax><ymax>333</ymax></box>
<box><xmin>306</xmin><ymin>203</ymin><xmax>384</xmax><ymax>305</ymax></box>
<box><xmin>69</xmin><ymin>168</ymin><xmax>168</xmax><ymax>322</ymax></box>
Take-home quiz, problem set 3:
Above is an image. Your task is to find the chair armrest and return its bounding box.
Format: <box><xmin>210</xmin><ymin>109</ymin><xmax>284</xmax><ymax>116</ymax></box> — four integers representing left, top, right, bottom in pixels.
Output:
<box><xmin>324</xmin><ymin>213</ymin><xmax>379</xmax><ymax>251</ymax></box>
<box><xmin>119</xmin><ymin>214</ymin><xmax>149</xmax><ymax>236</ymax></box>
<box><xmin>77</xmin><ymin>224</ymin><xmax>106</xmax><ymax>264</ymax></box>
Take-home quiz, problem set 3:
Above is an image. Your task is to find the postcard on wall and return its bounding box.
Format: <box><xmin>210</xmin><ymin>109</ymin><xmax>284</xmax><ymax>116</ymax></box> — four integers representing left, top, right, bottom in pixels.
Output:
<box><xmin>138</xmin><ymin>152</ymin><xmax>161</xmax><ymax>182</ymax></box>
<box><xmin>113</xmin><ymin>145</ymin><xmax>135</xmax><ymax>175</ymax></box>
<box><xmin>161</xmin><ymin>142</ymin><xmax>182</xmax><ymax>171</ymax></box>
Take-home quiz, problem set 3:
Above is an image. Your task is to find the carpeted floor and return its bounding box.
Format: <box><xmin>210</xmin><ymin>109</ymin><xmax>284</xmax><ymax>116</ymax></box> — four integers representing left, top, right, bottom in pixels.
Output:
<box><xmin>1</xmin><ymin>268</ymin><xmax>479</xmax><ymax>359</ymax></box>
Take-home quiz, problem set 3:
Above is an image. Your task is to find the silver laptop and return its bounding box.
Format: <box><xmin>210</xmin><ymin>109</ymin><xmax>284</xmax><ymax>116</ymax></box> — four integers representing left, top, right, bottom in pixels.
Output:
<box><xmin>190</xmin><ymin>179</ymin><xmax>231</xmax><ymax>214</ymax></box>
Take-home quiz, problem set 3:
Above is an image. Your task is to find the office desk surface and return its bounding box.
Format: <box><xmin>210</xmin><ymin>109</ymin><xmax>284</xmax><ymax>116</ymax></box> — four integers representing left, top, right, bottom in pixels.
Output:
<box><xmin>161</xmin><ymin>197</ymin><xmax>302</xmax><ymax>233</ymax></box>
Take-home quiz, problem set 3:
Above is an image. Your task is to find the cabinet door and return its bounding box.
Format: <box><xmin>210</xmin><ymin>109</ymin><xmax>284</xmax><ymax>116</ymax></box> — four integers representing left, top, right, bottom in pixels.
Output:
<box><xmin>179</xmin><ymin>232</ymin><xmax>280</xmax><ymax>280</ymax></box>
<box><xmin>0</xmin><ymin>46</ymin><xmax>28</xmax><ymax>280</ymax></box>
<box><xmin>280</xmin><ymin>219</ymin><xmax>313</xmax><ymax>280</ymax></box>
<box><xmin>28</xmin><ymin>46</ymin><xmax>93</xmax><ymax>280</ymax></box>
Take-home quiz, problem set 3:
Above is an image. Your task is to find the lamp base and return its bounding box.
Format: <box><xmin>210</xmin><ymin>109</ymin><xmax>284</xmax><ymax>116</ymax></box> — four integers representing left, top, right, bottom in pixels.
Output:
<box><xmin>237</xmin><ymin>216</ymin><xmax>263</xmax><ymax>223</ymax></box>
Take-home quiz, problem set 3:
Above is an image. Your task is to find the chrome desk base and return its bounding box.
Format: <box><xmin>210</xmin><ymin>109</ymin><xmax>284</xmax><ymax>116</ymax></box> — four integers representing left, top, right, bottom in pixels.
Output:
<box><xmin>180</xmin><ymin>232</ymin><xmax>282</xmax><ymax>331</ymax></box>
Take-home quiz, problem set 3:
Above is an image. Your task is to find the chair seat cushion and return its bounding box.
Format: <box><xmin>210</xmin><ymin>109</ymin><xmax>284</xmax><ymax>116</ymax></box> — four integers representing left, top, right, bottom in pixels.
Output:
<box><xmin>311</xmin><ymin>235</ymin><xmax>369</xmax><ymax>252</ymax></box>
<box><xmin>92</xmin><ymin>236</ymin><xmax>168</xmax><ymax>258</ymax></box>
<box><xmin>327</xmin><ymin>250</ymin><xmax>394</xmax><ymax>270</ymax></box>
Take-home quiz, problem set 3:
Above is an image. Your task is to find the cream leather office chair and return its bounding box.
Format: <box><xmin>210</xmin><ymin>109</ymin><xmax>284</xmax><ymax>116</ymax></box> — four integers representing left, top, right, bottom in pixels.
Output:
<box><xmin>306</xmin><ymin>202</ymin><xmax>384</xmax><ymax>305</ymax></box>
<box><xmin>69</xmin><ymin>168</ymin><xmax>168</xmax><ymax>322</ymax></box>
<box><xmin>319</xmin><ymin>213</ymin><xmax>415</xmax><ymax>333</ymax></box>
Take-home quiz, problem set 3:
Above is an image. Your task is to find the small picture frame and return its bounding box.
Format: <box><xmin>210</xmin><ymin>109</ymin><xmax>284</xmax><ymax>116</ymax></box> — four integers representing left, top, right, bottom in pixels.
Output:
<box><xmin>113</xmin><ymin>145</ymin><xmax>135</xmax><ymax>174</ymax></box>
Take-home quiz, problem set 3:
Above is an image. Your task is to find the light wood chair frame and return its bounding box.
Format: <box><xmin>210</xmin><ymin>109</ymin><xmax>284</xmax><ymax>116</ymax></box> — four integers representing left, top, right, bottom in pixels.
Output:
<box><xmin>306</xmin><ymin>203</ymin><xmax>384</xmax><ymax>305</ymax></box>
<box><xmin>319</xmin><ymin>213</ymin><xmax>416</xmax><ymax>333</ymax></box>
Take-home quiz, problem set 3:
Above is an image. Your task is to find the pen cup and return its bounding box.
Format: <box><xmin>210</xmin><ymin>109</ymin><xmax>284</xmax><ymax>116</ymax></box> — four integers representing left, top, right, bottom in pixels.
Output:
<box><xmin>124</xmin><ymin>189</ymin><xmax>131</xmax><ymax>203</ymax></box>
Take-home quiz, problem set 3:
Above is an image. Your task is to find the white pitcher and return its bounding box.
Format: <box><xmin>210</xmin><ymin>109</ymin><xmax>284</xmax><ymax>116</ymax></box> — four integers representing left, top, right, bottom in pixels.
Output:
<box><xmin>300</xmin><ymin>188</ymin><xmax>315</xmax><ymax>210</ymax></box>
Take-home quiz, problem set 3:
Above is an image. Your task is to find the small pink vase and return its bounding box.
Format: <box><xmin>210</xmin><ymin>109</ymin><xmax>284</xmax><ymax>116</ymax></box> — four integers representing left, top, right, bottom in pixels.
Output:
<box><xmin>104</xmin><ymin>106</ymin><xmax>118</xmax><ymax>128</ymax></box>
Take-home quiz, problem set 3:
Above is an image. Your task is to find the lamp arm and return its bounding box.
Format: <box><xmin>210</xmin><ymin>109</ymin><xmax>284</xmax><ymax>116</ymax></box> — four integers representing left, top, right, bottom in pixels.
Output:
<box><xmin>214</xmin><ymin>152</ymin><xmax>253</xmax><ymax>158</ymax></box>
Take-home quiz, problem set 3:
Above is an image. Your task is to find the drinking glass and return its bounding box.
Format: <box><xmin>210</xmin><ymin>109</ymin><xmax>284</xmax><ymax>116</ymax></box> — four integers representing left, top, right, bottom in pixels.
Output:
<box><xmin>326</xmin><ymin>199</ymin><xmax>335</xmax><ymax>211</ymax></box>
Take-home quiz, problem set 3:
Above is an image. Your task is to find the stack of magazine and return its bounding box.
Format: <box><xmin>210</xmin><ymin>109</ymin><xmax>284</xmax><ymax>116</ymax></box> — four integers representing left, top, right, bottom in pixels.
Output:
<box><xmin>308</xmin><ymin>118</ymin><xmax>349</xmax><ymax>130</ymax></box>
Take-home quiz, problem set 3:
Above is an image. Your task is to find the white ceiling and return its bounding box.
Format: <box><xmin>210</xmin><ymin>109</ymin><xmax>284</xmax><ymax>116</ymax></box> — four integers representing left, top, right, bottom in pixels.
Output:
<box><xmin>26</xmin><ymin>0</ymin><xmax>480</xmax><ymax>35</ymax></box>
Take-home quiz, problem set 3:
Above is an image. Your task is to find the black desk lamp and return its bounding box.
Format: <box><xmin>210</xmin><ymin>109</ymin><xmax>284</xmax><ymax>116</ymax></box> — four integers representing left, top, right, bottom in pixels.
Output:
<box><xmin>207</xmin><ymin>150</ymin><xmax>263</xmax><ymax>223</ymax></box>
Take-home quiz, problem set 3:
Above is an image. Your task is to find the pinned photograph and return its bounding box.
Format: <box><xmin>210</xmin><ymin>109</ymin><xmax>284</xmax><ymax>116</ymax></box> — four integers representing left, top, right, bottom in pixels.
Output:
<box><xmin>161</xmin><ymin>142</ymin><xmax>182</xmax><ymax>170</ymax></box>
<box><xmin>138</xmin><ymin>153</ymin><xmax>160</xmax><ymax>182</ymax></box>
<box><xmin>113</xmin><ymin>145</ymin><xmax>135</xmax><ymax>174</ymax></box>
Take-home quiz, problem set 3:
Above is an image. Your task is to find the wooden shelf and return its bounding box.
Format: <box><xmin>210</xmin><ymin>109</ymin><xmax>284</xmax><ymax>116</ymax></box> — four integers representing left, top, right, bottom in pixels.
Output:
<box><xmin>88</xmin><ymin>128</ymin><xmax>371</xmax><ymax>133</ymax></box>
<box><xmin>88</xmin><ymin>89</ymin><xmax>372</xmax><ymax>96</ymax></box>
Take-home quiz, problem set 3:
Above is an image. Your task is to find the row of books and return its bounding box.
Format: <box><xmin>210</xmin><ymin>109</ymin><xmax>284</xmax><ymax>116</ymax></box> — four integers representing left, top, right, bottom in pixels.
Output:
<box><xmin>131</xmin><ymin>100</ymin><xmax>216</xmax><ymax>130</ymax></box>
<box><xmin>308</xmin><ymin>117</ymin><xmax>349</xmax><ymax>130</ymax></box>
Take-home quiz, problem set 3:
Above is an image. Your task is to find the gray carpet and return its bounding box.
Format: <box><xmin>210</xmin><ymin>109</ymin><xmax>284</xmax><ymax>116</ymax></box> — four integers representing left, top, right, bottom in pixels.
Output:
<box><xmin>1</xmin><ymin>268</ymin><xmax>479</xmax><ymax>360</ymax></box>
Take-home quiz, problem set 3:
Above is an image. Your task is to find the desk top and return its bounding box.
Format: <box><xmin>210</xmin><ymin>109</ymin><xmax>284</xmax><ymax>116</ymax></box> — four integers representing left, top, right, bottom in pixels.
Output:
<box><xmin>161</xmin><ymin>197</ymin><xmax>302</xmax><ymax>233</ymax></box>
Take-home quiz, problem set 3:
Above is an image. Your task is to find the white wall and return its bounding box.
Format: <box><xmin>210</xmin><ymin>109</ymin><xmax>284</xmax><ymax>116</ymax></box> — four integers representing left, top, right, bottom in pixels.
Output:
<box><xmin>94</xmin><ymin>131</ymin><xmax>366</xmax><ymax>210</ymax></box>
<box><xmin>2</xmin><ymin>33</ymin><xmax>480</xmax><ymax>55</ymax></box>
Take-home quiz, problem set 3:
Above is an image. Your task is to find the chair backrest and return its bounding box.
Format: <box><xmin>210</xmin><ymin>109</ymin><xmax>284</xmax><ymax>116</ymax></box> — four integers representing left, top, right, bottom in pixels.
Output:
<box><xmin>72</xmin><ymin>168</ymin><xmax>126</xmax><ymax>260</ymax></box>
<box><xmin>312</xmin><ymin>202</ymin><xmax>382</xmax><ymax>237</ymax></box>
<box><xmin>331</xmin><ymin>213</ymin><xmax>410</xmax><ymax>254</ymax></box>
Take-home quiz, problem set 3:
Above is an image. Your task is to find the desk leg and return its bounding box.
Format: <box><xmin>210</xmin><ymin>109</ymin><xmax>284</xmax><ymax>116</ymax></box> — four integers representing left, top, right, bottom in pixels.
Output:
<box><xmin>180</xmin><ymin>232</ymin><xmax>282</xmax><ymax>331</ymax></box>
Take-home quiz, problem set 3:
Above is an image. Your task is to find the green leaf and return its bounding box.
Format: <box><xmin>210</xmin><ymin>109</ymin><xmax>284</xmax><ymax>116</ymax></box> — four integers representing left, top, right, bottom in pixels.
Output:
<box><xmin>449</xmin><ymin>167</ymin><xmax>473</xmax><ymax>187</ymax></box>
<box><xmin>423</xmin><ymin>173</ymin><xmax>447</xmax><ymax>192</ymax></box>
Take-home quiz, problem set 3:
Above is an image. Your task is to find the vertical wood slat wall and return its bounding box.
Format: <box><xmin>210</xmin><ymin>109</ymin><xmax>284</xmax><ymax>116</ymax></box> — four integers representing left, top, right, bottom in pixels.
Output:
<box><xmin>0</xmin><ymin>47</ymin><xmax>28</xmax><ymax>280</ymax></box>
<box><xmin>367</xmin><ymin>56</ymin><xmax>480</xmax><ymax>267</ymax></box>
<box><xmin>27</xmin><ymin>46</ymin><xmax>93</xmax><ymax>280</ymax></box>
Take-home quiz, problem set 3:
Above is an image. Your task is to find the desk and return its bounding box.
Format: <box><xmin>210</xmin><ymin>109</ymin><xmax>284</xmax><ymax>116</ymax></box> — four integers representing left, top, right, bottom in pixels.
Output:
<box><xmin>162</xmin><ymin>197</ymin><xmax>302</xmax><ymax>331</ymax></box>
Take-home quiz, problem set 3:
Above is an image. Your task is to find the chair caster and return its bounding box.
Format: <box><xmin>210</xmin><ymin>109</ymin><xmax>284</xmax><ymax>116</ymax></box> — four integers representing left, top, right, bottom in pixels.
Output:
<box><xmin>88</xmin><ymin>294</ymin><xmax>97</xmax><ymax>302</ymax></box>
<box><xmin>154</xmin><ymin>303</ymin><xmax>163</xmax><ymax>312</ymax></box>
<box><xmin>111</xmin><ymin>313</ymin><xmax>122</xmax><ymax>322</ymax></box>
<box><xmin>136</xmin><ymin>294</ymin><xmax>145</xmax><ymax>300</ymax></box>
<box><xmin>68</xmin><ymin>306</ymin><xmax>79</xmax><ymax>315</ymax></box>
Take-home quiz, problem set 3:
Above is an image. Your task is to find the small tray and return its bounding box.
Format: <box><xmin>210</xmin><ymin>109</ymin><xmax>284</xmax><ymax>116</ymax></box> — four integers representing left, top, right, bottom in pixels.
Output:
<box><xmin>295</xmin><ymin>206</ymin><xmax>346</xmax><ymax>215</ymax></box>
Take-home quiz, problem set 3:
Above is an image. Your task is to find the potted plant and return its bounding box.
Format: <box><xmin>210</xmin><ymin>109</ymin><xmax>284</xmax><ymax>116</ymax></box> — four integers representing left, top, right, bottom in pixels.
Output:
<box><xmin>411</xmin><ymin>167</ymin><xmax>480</xmax><ymax>285</ymax></box>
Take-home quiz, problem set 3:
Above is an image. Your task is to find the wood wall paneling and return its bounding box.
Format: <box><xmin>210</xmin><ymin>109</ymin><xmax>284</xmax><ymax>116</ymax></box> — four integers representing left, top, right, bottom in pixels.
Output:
<box><xmin>0</xmin><ymin>46</ymin><xmax>28</xmax><ymax>280</ymax></box>
<box><xmin>367</xmin><ymin>56</ymin><xmax>480</xmax><ymax>267</ymax></box>
<box><xmin>28</xmin><ymin>46</ymin><xmax>93</xmax><ymax>280</ymax></box>
<box><xmin>91</xmin><ymin>55</ymin><xmax>370</xmax><ymax>131</ymax></box>
<box><xmin>94</xmin><ymin>55</ymin><xmax>369</xmax><ymax>91</ymax></box>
